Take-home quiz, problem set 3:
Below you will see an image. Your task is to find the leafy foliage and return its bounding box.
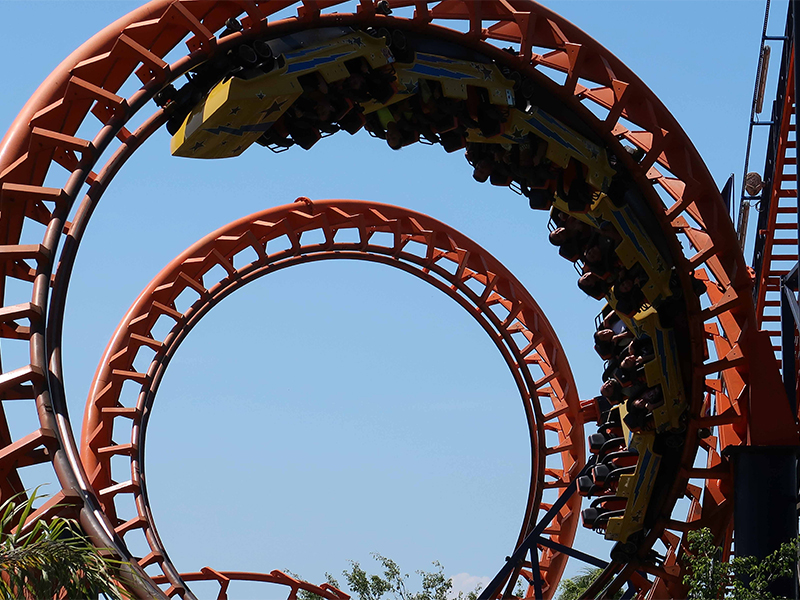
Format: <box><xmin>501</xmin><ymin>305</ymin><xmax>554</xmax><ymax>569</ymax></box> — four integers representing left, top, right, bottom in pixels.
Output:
<box><xmin>683</xmin><ymin>527</ymin><xmax>800</xmax><ymax>600</ymax></box>
<box><xmin>556</xmin><ymin>568</ymin><xmax>622</xmax><ymax>600</ymax></box>
<box><xmin>342</xmin><ymin>554</ymin><xmax>463</xmax><ymax>600</ymax></box>
<box><xmin>293</xmin><ymin>555</ymin><xmax>482</xmax><ymax>600</ymax></box>
<box><xmin>555</xmin><ymin>529</ymin><xmax>799</xmax><ymax>600</ymax></box>
<box><xmin>556</xmin><ymin>568</ymin><xmax>601</xmax><ymax>600</ymax></box>
<box><xmin>0</xmin><ymin>489</ymin><xmax>131</xmax><ymax>600</ymax></box>
<box><xmin>289</xmin><ymin>571</ymin><xmax>343</xmax><ymax>600</ymax></box>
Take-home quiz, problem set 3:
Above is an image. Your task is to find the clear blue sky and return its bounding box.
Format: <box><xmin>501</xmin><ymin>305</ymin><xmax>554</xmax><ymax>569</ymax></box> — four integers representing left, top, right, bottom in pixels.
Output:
<box><xmin>0</xmin><ymin>1</ymin><xmax>782</xmax><ymax>597</ymax></box>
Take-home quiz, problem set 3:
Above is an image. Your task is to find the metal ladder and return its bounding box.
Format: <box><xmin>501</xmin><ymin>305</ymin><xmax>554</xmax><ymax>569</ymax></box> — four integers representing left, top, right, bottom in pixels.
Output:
<box><xmin>740</xmin><ymin>0</ymin><xmax>797</xmax><ymax>365</ymax></box>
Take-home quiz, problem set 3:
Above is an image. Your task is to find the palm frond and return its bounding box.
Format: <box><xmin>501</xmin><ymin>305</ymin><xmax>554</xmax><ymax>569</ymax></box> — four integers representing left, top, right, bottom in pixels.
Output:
<box><xmin>0</xmin><ymin>489</ymin><xmax>133</xmax><ymax>600</ymax></box>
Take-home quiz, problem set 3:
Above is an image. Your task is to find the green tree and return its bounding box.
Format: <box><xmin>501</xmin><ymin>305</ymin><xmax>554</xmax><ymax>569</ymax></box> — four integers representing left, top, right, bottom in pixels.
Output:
<box><xmin>289</xmin><ymin>571</ymin><xmax>344</xmax><ymax>600</ymax></box>
<box><xmin>342</xmin><ymin>554</ymin><xmax>461</xmax><ymax>600</ymax></box>
<box><xmin>555</xmin><ymin>529</ymin><xmax>800</xmax><ymax>600</ymax></box>
<box><xmin>556</xmin><ymin>568</ymin><xmax>622</xmax><ymax>600</ymax></box>
<box><xmin>683</xmin><ymin>527</ymin><xmax>800</xmax><ymax>600</ymax></box>
<box><xmin>293</xmin><ymin>555</ymin><xmax>482</xmax><ymax>600</ymax></box>
<box><xmin>0</xmin><ymin>489</ymin><xmax>131</xmax><ymax>600</ymax></box>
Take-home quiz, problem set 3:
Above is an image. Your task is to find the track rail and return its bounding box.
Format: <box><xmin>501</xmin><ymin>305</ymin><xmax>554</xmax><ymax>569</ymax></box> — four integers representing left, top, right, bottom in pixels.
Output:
<box><xmin>80</xmin><ymin>198</ymin><xmax>584</xmax><ymax>598</ymax></box>
<box><xmin>0</xmin><ymin>1</ymin><xmax>794</xmax><ymax>599</ymax></box>
<box><xmin>149</xmin><ymin>567</ymin><xmax>350</xmax><ymax>600</ymax></box>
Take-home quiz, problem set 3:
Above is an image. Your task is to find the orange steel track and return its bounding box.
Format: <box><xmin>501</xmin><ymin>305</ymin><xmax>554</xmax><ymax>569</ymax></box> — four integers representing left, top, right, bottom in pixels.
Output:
<box><xmin>80</xmin><ymin>198</ymin><xmax>584</xmax><ymax>599</ymax></box>
<box><xmin>0</xmin><ymin>1</ymin><xmax>796</xmax><ymax>599</ymax></box>
<box><xmin>150</xmin><ymin>568</ymin><xmax>351</xmax><ymax>600</ymax></box>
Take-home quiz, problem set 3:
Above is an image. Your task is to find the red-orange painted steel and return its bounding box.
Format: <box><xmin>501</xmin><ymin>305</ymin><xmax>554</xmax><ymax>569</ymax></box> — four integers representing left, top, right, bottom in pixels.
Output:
<box><xmin>80</xmin><ymin>198</ymin><xmax>585</xmax><ymax>599</ymax></box>
<box><xmin>150</xmin><ymin>567</ymin><xmax>350</xmax><ymax>600</ymax></box>
<box><xmin>0</xmin><ymin>1</ymin><xmax>793</xmax><ymax>599</ymax></box>
<box><xmin>754</xmin><ymin>44</ymin><xmax>797</xmax><ymax>367</ymax></box>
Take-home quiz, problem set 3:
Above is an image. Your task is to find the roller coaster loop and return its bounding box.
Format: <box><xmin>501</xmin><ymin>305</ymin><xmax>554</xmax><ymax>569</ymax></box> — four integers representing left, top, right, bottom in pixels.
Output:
<box><xmin>81</xmin><ymin>198</ymin><xmax>585</xmax><ymax>598</ymax></box>
<box><xmin>0</xmin><ymin>1</ymin><xmax>796</xmax><ymax>599</ymax></box>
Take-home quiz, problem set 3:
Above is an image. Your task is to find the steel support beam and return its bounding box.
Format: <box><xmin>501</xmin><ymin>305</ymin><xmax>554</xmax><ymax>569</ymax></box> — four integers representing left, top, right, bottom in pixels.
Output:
<box><xmin>782</xmin><ymin>275</ymin><xmax>798</xmax><ymax>413</ymax></box>
<box><xmin>730</xmin><ymin>446</ymin><xmax>799</xmax><ymax>599</ymax></box>
<box><xmin>535</xmin><ymin>537</ymin><xmax>609</xmax><ymax>570</ymax></box>
<box><xmin>480</xmin><ymin>457</ymin><xmax>597</xmax><ymax>600</ymax></box>
<box><xmin>794</xmin><ymin>0</ymin><xmax>800</xmax><ymax>277</ymax></box>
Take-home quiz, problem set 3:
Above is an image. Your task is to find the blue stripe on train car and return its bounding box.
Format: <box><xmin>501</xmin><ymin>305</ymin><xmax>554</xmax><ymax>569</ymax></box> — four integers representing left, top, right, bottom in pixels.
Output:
<box><xmin>632</xmin><ymin>448</ymin><xmax>653</xmax><ymax>504</ymax></box>
<box><xmin>610</xmin><ymin>209</ymin><xmax>648</xmax><ymax>258</ymax></box>
<box><xmin>524</xmin><ymin>117</ymin><xmax>581</xmax><ymax>155</ymax></box>
<box><xmin>624</xmin><ymin>205</ymin><xmax>663</xmax><ymax>272</ymax></box>
<box><xmin>415</xmin><ymin>53</ymin><xmax>459</xmax><ymax>64</ymax></box>
<box><xmin>285</xmin><ymin>45</ymin><xmax>333</xmax><ymax>60</ymax></box>
<box><xmin>406</xmin><ymin>63</ymin><xmax>474</xmax><ymax>79</ymax></box>
<box><xmin>536</xmin><ymin>110</ymin><xmax>597</xmax><ymax>159</ymax></box>
<box><xmin>655</xmin><ymin>327</ymin><xmax>670</xmax><ymax>391</ymax></box>
<box><xmin>286</xmin><ymin>51</ymin><xmax>353</xmax><ymax>74</ymax></box>
<box><xmin>203</xmin><ymin>122</ymin><xmax>276</xmax><ymax>136</ymax></box>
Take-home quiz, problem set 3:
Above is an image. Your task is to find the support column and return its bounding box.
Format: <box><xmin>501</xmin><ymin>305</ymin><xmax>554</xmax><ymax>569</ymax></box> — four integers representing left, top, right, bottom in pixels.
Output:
<box><xmin>794</xmin><ymin>1</ymin><xmax>800</xmax><ymax>274</ymax></box>
<box><xmin>781</xmin><ymin>276</ymin><xmax>798</xmax><ymax>414</ymax></box>
<box><xmin>730</xmin><ymin>446</ymin><xmax>798</xmax><ymax>599</ymax></box>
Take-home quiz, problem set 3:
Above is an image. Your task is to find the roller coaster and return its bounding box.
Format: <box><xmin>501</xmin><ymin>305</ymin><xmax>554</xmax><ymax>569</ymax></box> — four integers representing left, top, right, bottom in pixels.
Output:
<box><xmin>0</xmin><ymin>1</ymin><xmax>797</xmax><ymax>599</ymax></box>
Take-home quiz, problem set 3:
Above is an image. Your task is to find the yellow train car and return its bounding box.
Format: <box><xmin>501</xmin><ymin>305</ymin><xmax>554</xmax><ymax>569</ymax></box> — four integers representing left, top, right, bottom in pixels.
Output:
<box><xmin>171</xmin><ymin>30</ymin><xmax>394</xmax><ymax>159</ymax></box>
<box><xmin>552</xmin><ymin>193</ymin><xmax>673</xmax><ymax>306</ymax></box>
<box><xmin>585</xmin><ymin>302</ymin><xmax>685</xmax><ymax>544</ymax></box>
<box><xmin>170</xmin><ymin>23</ymin><xmax>616</xmax><ymax>197</ymax></box>
<box><xmin>636</xmin><ymin>309</ymin><xmax>685</xmax><ymax>431</ymax></box>
<box><xmin>552</xmin><ymin>167</ymin><xmax>686</xmax><ymax>431</ymax></box>
<box><xmin>361</xmin><ymin>51</ymin><xmax>516</xmax><ymax>113</ymax></box>
<box><xmin>598</xmin><ymin>302</ymin><xmax>686</xmax><ymax>432</ymax></box>
<box><xmin>580</xmin><ymin>403</ymin><xmax>661</xmax><ymax>545</ymax></box>
<box><xmin>470</xmin><ymin>107</ymin><xmax>615</xmax><ymax>192</ymax></box>
<box><xmin>367</xmin><ymin>46</ymin><xmax>615</xmax><ymax>192</ymax></box>
<box><xmin>604</xmin><ymin>422</ymin><xmax>661</xmax><ymax>544</ymax></box>
<box><xmin>594</xmin><ymin>200</ymin><xmax>672</xmax><ymax>306</ymax></box>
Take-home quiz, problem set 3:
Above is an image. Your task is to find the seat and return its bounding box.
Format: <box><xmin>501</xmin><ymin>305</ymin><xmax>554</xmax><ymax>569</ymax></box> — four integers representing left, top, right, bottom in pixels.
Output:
<box><xmin>338</xmin><ymin>110</ymin><xmax>366</xmax><ymax>135</ymax></box>
<box><xmin>440</xmin><ymin>131</ymin><xmax>466</xmax><ymax>153</ymax></box>
<box><xmin>578</xmin><ymin>475</ymin><xmax>601</xmax><ymax>497</ymax></box>
<box><xmin>588</xmin><ymin>433</ymin><xmax>608</xmax><ymax>454</ymax></box>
